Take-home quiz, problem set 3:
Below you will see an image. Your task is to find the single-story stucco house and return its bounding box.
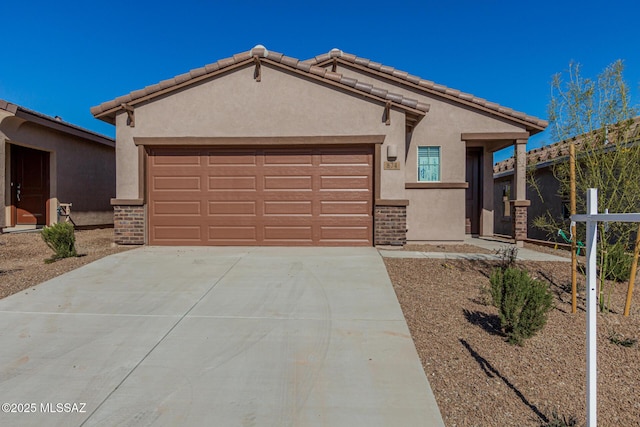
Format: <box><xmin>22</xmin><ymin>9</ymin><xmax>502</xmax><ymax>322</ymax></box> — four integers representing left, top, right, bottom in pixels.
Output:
<box><xmin>1</xmin><ymin>100</ymin><xmax>115</xmax><ymax>230</ymax></box>
<box><xmin>91</xmin><ymin>46</ymin><xmax>547</xmax><ymax>246</ymax></box>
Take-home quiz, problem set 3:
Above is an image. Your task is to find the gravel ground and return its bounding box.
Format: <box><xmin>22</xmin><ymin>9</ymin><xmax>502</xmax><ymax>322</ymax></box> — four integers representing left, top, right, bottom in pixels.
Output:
<box><xmin>404</xmin><ymin>243</ymin><xmax>493</xmax><ymax>254</ymax></box>
<box><xmin>385</xmin><ymin>257</ymin><xmax>640</xmax><ymax>427</ymax></box>
<box><xmin>2</xmin><ymin>230</ymin><xmax>638</xmax><ymax>425</ymax></box>
<box><xmin>0</xmin><ymin>228</ymin><xmax>133</xmax><ymax>299</ymax></box>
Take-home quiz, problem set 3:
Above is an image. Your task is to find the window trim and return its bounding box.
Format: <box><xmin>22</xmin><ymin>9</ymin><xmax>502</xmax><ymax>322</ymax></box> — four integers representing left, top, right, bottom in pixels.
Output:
<box><xmin>417</xmin><ymin>146</ymin><xmax>441</xmax><ymax>182</ymax></box>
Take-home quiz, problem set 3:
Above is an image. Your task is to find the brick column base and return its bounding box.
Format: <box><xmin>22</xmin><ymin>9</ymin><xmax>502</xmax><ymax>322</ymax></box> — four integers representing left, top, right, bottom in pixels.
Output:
<box><xmin>114</xmin><ymin>205</ymin><xmax>145</xmax><ymax>245</ymax></box>
<box><xmin>374</xmin><ymin>205</ymin><xmax>407</xmax><ymax>246</ymax></box>
<box><xmin>511</xmin><ymin>200</ymin><xmax>530</xmax><ymax>245</ymax></box>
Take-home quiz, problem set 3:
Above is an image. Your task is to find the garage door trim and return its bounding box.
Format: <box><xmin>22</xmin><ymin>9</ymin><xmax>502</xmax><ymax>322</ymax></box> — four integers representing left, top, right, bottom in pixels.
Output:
<box><xmin>147</xmin><ymin>144</ymin><xmax>376</xmax><ymax>246</ymax></box>
<box><xmin>134</xmin><ymin>135</ymin><xmax>385</xmax><ymax>147</ymax></box>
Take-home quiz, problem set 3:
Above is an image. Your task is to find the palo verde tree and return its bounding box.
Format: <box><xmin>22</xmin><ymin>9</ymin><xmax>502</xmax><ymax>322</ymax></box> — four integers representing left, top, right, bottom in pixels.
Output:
<box><xmin>531</xmin><ymin>60</ymin><xmax>640</xmax><ymax>311</ymax></box>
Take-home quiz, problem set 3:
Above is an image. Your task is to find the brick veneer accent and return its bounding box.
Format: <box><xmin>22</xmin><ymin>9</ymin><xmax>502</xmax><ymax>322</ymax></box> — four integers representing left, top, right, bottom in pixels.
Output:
<box><xmin>374</xmin><ymin>205</ymin><xmax>407</xmax><ymax>246</ymax></box>
<box><xmin>113</xmin><ymin>205</ymin><xmax>145</xmax><ymax>245</ymax></box>
<box><xmin>512</xmin><ymin>204</ymin><xmax>528</xmax><ymax>242</ymax></box>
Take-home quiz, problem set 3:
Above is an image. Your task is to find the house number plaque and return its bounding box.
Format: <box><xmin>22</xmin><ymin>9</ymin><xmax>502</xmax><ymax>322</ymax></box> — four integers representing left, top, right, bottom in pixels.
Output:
<box><xmin>384</xmin><ymin>161</ymin><xmax>400</xmax><ymax>170</ymax></box>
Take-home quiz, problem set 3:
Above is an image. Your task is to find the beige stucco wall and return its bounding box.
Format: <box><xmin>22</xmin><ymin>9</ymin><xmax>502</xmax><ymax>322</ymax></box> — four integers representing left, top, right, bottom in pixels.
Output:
<box><xmin>332</xmin><ymin>64</ymin><xmax>529</xmax><ymax>241</ymax></box>
<box><xmin>109</xmin><ymin>59</ymin><xmax>538</xmax><ymax>243</ymax></box>
<box><xmin>0</xmin><ymin>114</ymin><xmax>115</xmax><ymax>227</ymax></box>
<box><xmin>114</xmin><ymin>63</ymin><xmax>407</xmax><ymax>201</ymax></box>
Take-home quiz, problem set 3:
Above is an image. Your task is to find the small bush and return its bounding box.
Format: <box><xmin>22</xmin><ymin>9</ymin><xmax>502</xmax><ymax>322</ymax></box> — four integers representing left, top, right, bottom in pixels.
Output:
<box><xmin>490</xmin><ymin>267</ymin><xmax>554</xmax><ymax>346</ymax></box>
<box><xmin>41</xmin><ymin>222</ymin><xmax>77</xmax><ymax>261</ymax></box>
<box><xmin>540</xmin><ymin>410</ymin><xmax>578</xmax><ymax>427</ymax></box>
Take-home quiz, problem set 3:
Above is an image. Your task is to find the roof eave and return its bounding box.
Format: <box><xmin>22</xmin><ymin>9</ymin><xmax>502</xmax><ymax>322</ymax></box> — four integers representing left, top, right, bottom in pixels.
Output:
<box><xmin>0</xmin><ymin>100</ymin><xmax>115</xmax><ymax>147</ymax></box>
<box><xmin>92</xmin><ymin>54</ymin><xmax>429</xmax><ymax>123</ymax></box>
<box><xmin>314</xmin><ymin>57</ymin><xmax>547</xmax><ymax>134</ymax></box>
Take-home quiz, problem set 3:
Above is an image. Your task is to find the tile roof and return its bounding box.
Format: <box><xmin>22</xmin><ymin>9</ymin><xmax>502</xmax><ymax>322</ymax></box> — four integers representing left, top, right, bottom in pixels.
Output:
<box><xmin>1</xmin><ymin>99</ymin><xmax>114</xmax><ymax>147</ymax></box>
<box><xmin>91</xmin><ymin>46</ymin><xmax>430</xmax><ymax>122</ymax></box>
<box><xmin>493</xmin><ymin>116</ymin><xmax>640</xmax><ymax>175</ymax></box>
<box><xmin>305</xmin><ymin>48</ymin><xmax>548</xmax><ymax>132</ymax></box>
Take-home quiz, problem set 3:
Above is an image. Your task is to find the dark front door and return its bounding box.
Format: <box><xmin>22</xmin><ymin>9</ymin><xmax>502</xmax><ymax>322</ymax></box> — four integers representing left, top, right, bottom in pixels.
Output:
<box><xmin>11</xmin><ymin>145</ymin><xmax>49</xmax><ymax>226</ymax></box>
<box><xmin>465</xmin><ymin>148</ymin><xmax>482</xmax><ymax>235</ymax></box>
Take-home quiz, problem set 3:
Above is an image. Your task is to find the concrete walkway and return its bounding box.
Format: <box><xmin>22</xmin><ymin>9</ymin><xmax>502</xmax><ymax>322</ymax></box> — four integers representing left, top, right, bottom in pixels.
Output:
<box><xmin>0</xmin><ymin>247</ymin><xmax>444</xmax><ymax>427</ymax></box>
<box><xmin>380</xmin><ymin>237</ymin><xmax>571</xmax><ymax>262</ymax></box>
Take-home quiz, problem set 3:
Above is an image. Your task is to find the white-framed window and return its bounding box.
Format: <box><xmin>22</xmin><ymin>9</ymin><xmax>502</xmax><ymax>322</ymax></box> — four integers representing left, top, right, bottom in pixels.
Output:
<box><xmin>418</xmin><ymin>146</ymin><xmax>440</xmax><ymax>182</ymax></box>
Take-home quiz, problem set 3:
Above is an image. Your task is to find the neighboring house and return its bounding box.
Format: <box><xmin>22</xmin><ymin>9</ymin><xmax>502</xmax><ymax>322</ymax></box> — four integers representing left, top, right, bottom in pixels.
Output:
<box><xmin>493</xmin><ymin>116</ymin><xmax>640</xmax><ymax>241</ymax></box>
<box><xmin>1</xmin><ymin>100</ymin><xmax>115</xmax><ymax>230</ymax></box>
<box><xmin>494</xmin><ymin>150</ymin><xmax>562</xmax><ymax>241</ymax></box>
<box><xmin>91</xmin><ymin>46</ymin><xmax>547</xmax><ymax>246</ymax></box>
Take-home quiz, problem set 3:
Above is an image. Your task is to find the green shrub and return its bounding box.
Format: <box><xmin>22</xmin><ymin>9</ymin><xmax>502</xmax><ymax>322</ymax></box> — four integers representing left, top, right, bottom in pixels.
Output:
<box><xmin>540</xmin><ymin>410</ymin><xmax>578</xmax><ymax>427</ymax></box>
<box><xmin>41</xmin><ymin>222</ymin><xmax>77</xmax><ymax>261</ymax></box>
<box><xmin>490</xmin><ymin>267</ymin><xmax>554</xmax><ymax>346</ymax></box>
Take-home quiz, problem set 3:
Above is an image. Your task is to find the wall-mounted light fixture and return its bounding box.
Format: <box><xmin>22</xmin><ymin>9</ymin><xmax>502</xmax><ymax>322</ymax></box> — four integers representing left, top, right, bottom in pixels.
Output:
<box><xmin>387</xmin><ymin>144</ymin><xmax>398</xmax><ymax>160</ymax></box>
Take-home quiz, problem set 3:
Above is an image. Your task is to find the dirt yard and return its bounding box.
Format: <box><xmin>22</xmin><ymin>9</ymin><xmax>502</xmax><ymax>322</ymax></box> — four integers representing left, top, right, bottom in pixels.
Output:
<box><xmin>0</xmin><ymin>228</ymin><xmax>132</xmax><ymax>299</ymax></box>
<box><xmin>1</xmin><ymin>230</ymin><xmax>638</xmax><ymax>426</ymax></box>
<box><xmin>385</xmin><ymin>256</ymin><xmax>640</xmax><ymax>427</ymax></box>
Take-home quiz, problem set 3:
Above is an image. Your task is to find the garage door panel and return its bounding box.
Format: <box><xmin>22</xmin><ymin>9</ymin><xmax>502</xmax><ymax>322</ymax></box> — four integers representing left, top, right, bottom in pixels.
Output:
<box><xmin>320</xmin><ymin>226</ymin><xmax>371</xmax><ymax>241</ymax></box>
<box><xmin>315</xmin><ymin>192</ymin><xmax>371</xmax><ymax>202</ymax></box>
<box><xmin>152</xmin><ymin>201</ymin><xmax>201</xmax><ymax>216</ymax></box>
<box><xmin>209</xmin><ymin>176</ymin><xmax>257</xmax><ymax>190</ymax></box>
<box><xmin>148</xmin><ymin>145</ymin><xmax>373</xmax><ymax>246</ymax></box>
<box><xmin>153</xmin><ymin>176</ymin><xmax>202</xmax><ymax>191</ymax></box>
<box><xmin>319</xmin><ymin>152</ymin><xmax>372</xmax><ymax>165</ymax></box>
<box><xmin>264</xmin><ymin>226</ymin><xmax>313</xmax><ymax>242</ymax></box>
<box><xmin>320</xmin><ymin>201</ymin><xmax>370</xmax><ymax>215</ymax></box>
<box><xmin>263</xmin><ymin>151</ymin><xmax>313</xmax><ymax>165</ymax></box>
<box><xmin>264</xmin><ymin>176</ymin><xmax>312</xmax><ymax>190</ymax></box>
<box><xmin>262</xmin><ymin>167</ymin><xmax>316</xmax><ymax>176</ymax></box>
<box><xmin>315</xmin><ymin>165</ymin><xmax>372</xmax><ymax>174</ymax></box>
<box><xmin>208</xmin><ymin>151</ymin><xmax>258</xmax><ymax>165</ymax></box>
<box><xmin>151</xmin><ymin>151</ymin><xmax>202</xmax><ymax>165</ymax></box>
<box><xmin>320</xmin><ymin>176</ymin><xmax>370</xmax><ymax>190</ymax></box>
<box><xmin>264</xmin><ymin>201</ymin><xmax>312</xmax><ymax>215</ymax></box>
<box><xmin>208</xmin><ymin>201</ymin><xmax>256</xmax><ymax>216</ymax></box>
<box><xmin>208</xmin><ymin>226</ymin><xmax>257</xmax><ymax>242</ymax></box>
<box><xmin>153</xmin><ymin>225</ymin><xmax>202</xmax><ymax>242</ymax></box>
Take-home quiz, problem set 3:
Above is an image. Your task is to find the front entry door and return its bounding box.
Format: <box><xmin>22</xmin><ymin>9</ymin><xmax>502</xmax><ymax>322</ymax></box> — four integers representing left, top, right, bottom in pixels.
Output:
<box><xmin>11</xmin><ymin>145</ymin><xmax>49</xmax><ymax>226</ymax></box>
<box><xmin>465</xmin><ymin>148</ymin><xmax>482</xmax><ymax>235</ymax></box>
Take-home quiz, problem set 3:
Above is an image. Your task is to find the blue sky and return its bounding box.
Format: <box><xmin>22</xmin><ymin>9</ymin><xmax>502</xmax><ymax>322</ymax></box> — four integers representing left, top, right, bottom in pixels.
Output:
<box><xmin>1</xmin><ymin>0</ymin><xmax>638</xmax><ymax>163</ymax></box>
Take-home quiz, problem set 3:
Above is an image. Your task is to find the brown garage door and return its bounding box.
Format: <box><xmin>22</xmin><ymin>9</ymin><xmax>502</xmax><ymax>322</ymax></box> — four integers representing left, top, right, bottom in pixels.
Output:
<box><xmin>148</xmin><ymin>146</ymin><xmax>373</xmax><ymax>246</ymax></box>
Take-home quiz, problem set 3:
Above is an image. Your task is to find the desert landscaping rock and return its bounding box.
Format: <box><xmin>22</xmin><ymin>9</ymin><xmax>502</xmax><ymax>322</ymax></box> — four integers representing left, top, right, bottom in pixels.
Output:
<box><xmin>385</xmin><ymin>257</ymin><xmax>640</xmax><ymax>426</ymax></box>
<box><xmin>0</xmin><ymin>228</ymin><xmax>132</xmax><ymax>299</ymax></box>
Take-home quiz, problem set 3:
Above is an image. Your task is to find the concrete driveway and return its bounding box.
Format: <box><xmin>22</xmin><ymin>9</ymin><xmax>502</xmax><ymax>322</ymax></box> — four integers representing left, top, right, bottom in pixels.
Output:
<box><xmin>0</xmin><ymin>247</ymin><xmax>444</xmax><ymax>426</ymax></box>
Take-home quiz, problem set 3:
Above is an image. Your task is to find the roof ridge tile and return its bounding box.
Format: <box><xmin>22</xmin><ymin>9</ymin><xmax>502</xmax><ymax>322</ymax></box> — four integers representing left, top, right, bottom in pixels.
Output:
<box><xmin>189</xmin><ymin>67</ymin><xmax>207</xmax><ymax>79</ymax></box>
<box><xmin>92</xmin><ymin>47</ymin><xmax>431</xmax><ymax>119</ymax></box>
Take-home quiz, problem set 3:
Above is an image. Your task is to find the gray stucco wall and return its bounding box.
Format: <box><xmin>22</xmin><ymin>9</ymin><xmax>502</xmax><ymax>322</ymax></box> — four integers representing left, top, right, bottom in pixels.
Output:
<box><xmin>493</xmin><ymin>167</ymin><xmax>564</xmax><ymax>241</ymax></box>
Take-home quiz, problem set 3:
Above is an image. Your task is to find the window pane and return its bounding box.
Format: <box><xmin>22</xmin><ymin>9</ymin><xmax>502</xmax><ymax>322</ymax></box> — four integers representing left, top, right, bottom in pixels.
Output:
<box><xmin>418</xmin><ymin>146</ymin><xmax>440</xmax><ymax>182</ymax></box>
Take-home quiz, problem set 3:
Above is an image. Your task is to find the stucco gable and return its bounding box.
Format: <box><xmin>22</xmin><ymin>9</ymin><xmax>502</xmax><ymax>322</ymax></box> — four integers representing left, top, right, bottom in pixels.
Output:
<box><xmin>0</xmin><ymin>99</ymin><xmax>114</xmax><ymax>147</ymax></box>
<box><xmin>306</xmin><ymin>49</ymin><xmax>547</xmax><ymax>134</ymax></box>
<box><xmin>91</xmin><ymin>46</ymin><xmax>429</xmax><ymax>125</ymax></box>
